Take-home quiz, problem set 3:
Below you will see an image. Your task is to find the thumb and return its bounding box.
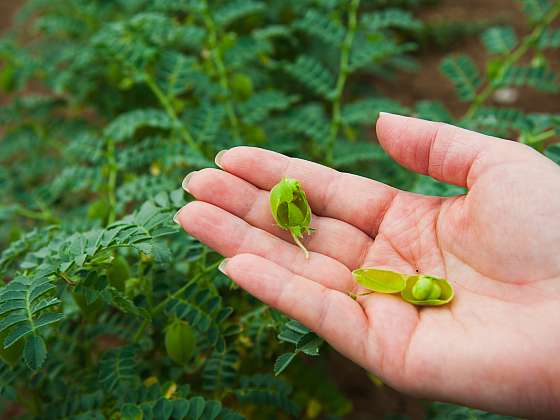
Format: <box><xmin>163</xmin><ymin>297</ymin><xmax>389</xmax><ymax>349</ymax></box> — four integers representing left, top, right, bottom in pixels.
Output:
<box><xmin>375</xmin><ymin>113</ymin><xmax>539</xmax><ymax>189</ymax></box>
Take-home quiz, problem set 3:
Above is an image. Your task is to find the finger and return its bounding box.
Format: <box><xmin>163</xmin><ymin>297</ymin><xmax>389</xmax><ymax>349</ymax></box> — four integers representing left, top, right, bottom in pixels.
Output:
<box><xmin>376</xmin><ymin>112</ymin><xmax>539</xmax><ymax>189</ymax></box>
<box><xmin>176</xmin><ymin>201</ymin><xmax>355</xmax><ymax>292</ymax></box>
<box><xmin>215</xmin><ymin>147</ymin><xmax>399</xmax><ymax>237</ymax></box>
<box><xmin>184</xmin><ymin>168</ymin><xmax>373</xmax><ymax>269</ymax></box>
<box><xmin>221</xmin><ymin>253</ymin><xmax>370</xmax><ymax>365</ymax></box>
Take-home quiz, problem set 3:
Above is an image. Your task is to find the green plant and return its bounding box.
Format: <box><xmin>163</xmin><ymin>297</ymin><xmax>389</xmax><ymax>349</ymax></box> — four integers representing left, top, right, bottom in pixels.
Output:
<box><xmin>0</xmin><ymin>0</ymin><xmax>558</xmax><ymax>418</ymax></box>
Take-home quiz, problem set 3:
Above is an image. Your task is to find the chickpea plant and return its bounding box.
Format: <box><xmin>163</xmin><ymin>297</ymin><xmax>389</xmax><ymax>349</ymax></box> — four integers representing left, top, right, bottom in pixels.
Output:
<box><xmin>0</xmin><ymin>0</ymin><xmax>559</xmax><ymax>418</ymax></box>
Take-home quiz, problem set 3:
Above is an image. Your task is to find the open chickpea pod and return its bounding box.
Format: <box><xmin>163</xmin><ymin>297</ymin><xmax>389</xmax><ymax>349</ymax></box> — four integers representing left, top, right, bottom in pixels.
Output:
<box><xmin>351</xmin><ymin>268</ymin><xmax>454</xmax><ymax>306</ymax></box>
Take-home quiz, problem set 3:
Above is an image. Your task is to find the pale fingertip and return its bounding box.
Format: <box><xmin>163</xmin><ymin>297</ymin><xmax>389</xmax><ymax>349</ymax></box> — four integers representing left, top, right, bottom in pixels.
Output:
<box><xmin>173</xmin><ymin>208</ymin><xmax>183</xmax><ymax>225</ymax></box>
<box><xmin>215</xmin><ymin>149</ymin><xmax>228</xmax><ymax>169</ymax></box>
<box><xmin>182</xmin><ymin>171</ymin><xmax>196</xmax><ymax>193</ymax></box>
<box><xmin>218</xmin><ymin>258</ymin><xmax>230</xmax><ymax>275</ymax></box>
<box><xmin>378</xmin><ymin>111</ymin><xmax>404</xmax><ymax>120</ymax></box>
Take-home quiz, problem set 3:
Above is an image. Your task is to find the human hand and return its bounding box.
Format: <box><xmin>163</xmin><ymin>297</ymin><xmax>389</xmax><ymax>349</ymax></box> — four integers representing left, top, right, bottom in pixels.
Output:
<box><xmin>174</xmin><ymin>113</ymin><xmax>560</xmax><ymax>418</ymax></box>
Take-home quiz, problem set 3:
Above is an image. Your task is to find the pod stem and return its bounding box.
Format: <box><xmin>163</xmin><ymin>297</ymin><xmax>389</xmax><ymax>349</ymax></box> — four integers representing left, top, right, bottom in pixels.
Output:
<box><xmin>291</xmin><ymin>231</ymin><xmax>309</xmax><ymax>259</ymax></box>
<box><xmin>347</xmin><ymin>291</ymin><xmax>374</xmax><ymax>300</ymax></box>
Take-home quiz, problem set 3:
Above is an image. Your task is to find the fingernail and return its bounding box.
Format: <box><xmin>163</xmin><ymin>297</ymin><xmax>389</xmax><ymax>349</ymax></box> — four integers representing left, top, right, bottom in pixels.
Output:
<box><xmin>218</xmin><ymin>258</ymin><xmax>229</xmax><ymax>275</ymax></box>
<box><xmin>173</xmin><ymin>208</ymin><xmax>182</xmax><ymax>225</ymax></box>
<box><xmin>182</xmin><ymin>171</ymin><xmax>196</xmax><ymax>193</ymax></box>
<box><xmin>379</xmin><ymin>111</ymin><xmax>404</xmax><ymax>118</ymax></box>
<box><xmin>215</xmin><ymin>149</ymin><xmax>228</xmax><ymax>169</ymax></box>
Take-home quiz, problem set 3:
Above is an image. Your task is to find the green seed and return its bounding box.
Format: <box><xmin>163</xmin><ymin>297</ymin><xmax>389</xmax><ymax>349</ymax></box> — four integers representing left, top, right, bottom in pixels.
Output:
<box><xmin>411</xmin><ymin>276</ymin><xmax>434</xmax><ymax>300</ymax></box>
<box><xmin>428</xmin><ymin>282</ymin><xmax>442</xmax><ymax>300</ymax></box>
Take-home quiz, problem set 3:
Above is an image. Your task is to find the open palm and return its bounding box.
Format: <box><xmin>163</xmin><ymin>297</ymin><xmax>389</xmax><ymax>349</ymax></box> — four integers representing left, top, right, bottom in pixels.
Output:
<box><xmin>175</xmin><ymin>113</ymin><xmax>560</xmax><ymax>417</ymax></box>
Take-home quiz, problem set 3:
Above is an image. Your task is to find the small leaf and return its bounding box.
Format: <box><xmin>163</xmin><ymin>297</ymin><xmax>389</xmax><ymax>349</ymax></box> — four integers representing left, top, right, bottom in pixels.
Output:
<box><xmin>121</xmin><ymin>403</ymin><xmax>143</xmax><ymax>420</ymax></box>
<box><xmin>352</xmin><ymin>268</ymin><xmax>408</xmax><ymax>293</ymax></box>
<box><xmin>274</xmin><ymin>352</ymin><xmax>296</xmax><ymax>376</ymax></box>
<box><xmin>440</xmin><ymin>55</ymin><xmax>481</xmax><ymax>101</ymax></box>
<box><xmin>187</xmin><ymin>396</ymin><xmax>205</xmax><ymax>419</ymax></box>
<box><xmin>296</xmin><ymin>333</ymin><xmax>322</xmax><ymax>356</ymax></box>
<box><xmin>153</xmin><ymin>398</ymin><xmax>173</xmax><ymax>420</ymax></box>
<box><xmin>24</xmin><ymin>335</ymin><xmax>47</xmax><ymax>370</ymax></box>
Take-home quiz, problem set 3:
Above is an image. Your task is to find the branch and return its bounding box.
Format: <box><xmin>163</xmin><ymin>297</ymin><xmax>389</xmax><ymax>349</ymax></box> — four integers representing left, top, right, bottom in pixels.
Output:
<box><xmin>201</xmin><ymin>0</ymin><xmax>241</xmax><ymax>142</ymax></box>
<box><xmin>325</xmin><ymin>0</ymin><xmax>361</xmax><ymax>165</ymax></box>
<box><xmin>465</xmin><ymin>3</ymin><xmax>560</xmax><ymax>119</ymax></box>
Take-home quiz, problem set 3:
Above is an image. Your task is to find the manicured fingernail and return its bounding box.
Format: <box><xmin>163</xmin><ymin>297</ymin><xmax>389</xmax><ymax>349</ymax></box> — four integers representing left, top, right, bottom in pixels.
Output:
<box><xmin>215</xmin><ymin>149</ymin><xmax>228</xmax><ymax>169</ymax></box>
<box><xmin>218</xmin><ymin>258</ymin><xmax>229</xmax><ymax>275</ymax></box>
<box><xmin>173</xmin><ymin>208</ymin><xmax>182</xmax><ymax>225</ymax></box>
<box><xmin>182</xmin><ymin>171</ymin><xmax>196</xmax><ymax>193</ymax></box>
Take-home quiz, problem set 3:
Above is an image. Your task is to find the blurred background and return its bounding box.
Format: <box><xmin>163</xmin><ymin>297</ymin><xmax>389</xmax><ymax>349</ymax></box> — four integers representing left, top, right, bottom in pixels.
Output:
<box><xmin>2</xmin><ymin>0</ymin><xmax>559</xmax><ymax>115</ymax></box>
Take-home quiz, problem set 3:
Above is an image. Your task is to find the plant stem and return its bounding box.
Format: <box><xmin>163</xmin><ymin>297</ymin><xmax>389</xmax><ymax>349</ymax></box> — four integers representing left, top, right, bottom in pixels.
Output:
<box><xmin>465</xmin><ymin>3</ymin><xmax>560</xmax><ymax>119</ymax></box>
<box><xmin>325</xmin><ymin>0</ymin><xmax>361</xmax><ymax>166</ymax></box>
<box><xmin>347</xmin><ymin>290</ymin><xmax>373</xmax><ymax>300</ymax></box>
<box><xmin>291</xmin><ymin>232</ymin><xmax>309</xmax><ymax>259</ymax></box>
<box><xmin>106</xmin><ymin>138</ymin><xmax>117</xmax><ymax>225</ymax></box>
<box><xmin>144</xmin><ymin>75</ymin><xmax>201</xmax><ymax>153</ymax></box>
<box><xmin>15</xmin><ymin>206</ymin><xmax>58</xmax><ymax>224</ymax></box>
<box><xmin>132</xmin><ymin>259</ymin><xmax>223</xmax><ymax>342</ymax></box>
<box><xmin>201</xmin><ymin>1</ymin><xmax>241</xmax><ymax>142</ymax></box>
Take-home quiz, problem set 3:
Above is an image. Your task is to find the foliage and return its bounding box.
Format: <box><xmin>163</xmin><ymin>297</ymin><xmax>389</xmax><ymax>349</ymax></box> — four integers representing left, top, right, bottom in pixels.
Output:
<box><xmin>0</xmin><ymin>0</ymin><xmax>559</xmax><ymax>418</ymax></box>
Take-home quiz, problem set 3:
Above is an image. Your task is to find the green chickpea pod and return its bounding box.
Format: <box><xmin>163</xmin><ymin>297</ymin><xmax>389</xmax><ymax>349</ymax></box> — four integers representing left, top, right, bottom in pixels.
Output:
<box><xmin>269</xmin><ymin>178</ymin><xmax>313</xmax><ymax>258</ymax></box>
<box><xmin>352</xmin><ymin>269</ymin><xmax>454</xmax><ymax>306</ymax></box>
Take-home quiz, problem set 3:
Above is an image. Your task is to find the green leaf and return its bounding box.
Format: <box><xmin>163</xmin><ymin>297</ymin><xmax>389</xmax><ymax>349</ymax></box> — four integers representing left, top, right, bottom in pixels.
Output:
<box><xmin>239</xmin><ymin>90</ymin><xmax>298</xmax><ymax>124</ymax></box>
<box><xmin>361</xmin><ymin>9</ymin><xmax>422</xmax><ymax>32</ymax></box>
<box><xmin>495</xmin><ymin>65</ymin><xmax>559</xmax><ymax>93</ymax></box>
<box><xmin>440</xmin><ymin>55</ymin><xmax>481</xmax><ymax>101</ymax></box>
<box><xmin>121</xmin><ymin>403</ymin><xmax>143</xmax><ymax>420</ymax></box>
<box><xmin>545</xmin><ymin>144</ymin><xmax>560</xmax><ymax>165</ymax></box>
<box><xmin>331</xmin><ymin>141</ymin><xmax>386</xmax><ymax>168</ymax></box>
<box><xmin>352</xmin><ymin>268</ymin><xmax>408</xmax><ymax>293</ymax></box>
<box><xmin>415</xmin><ymin>100</ymin><xmax>453</xmax><ymax>124</ymax></box>
<box><xmin>538</xmin><ymin>28</ymin><xmax>560</xmax><ymax>49</ymax></box>
<box><xmin>293</xmin><ymin>10</ymin><xmax>345</xmax><ymax>45</ymax></box>
<box><xmin>23</xmin><ymin>334</ymin><xmax>47</xmax><ymax>370</ymax></box>
<box><xmin>519</xmin><ymin>0</ymin><xmax>552</xmax><ymax>22</ymax></box>
<box><xmin>0</xmin><ymin>276</ymin><xmax>63</xmax><ymax>355</ymax></box>
<box><xmin>412</xmin><ymin>175</ymin><xmax>466</xmax><ymax>197</ymax></box>
<box><xmin>188</xmin><ymin>396</ymin><xmax>206</xmax><ymax>419</ymax></box>
<box><xmin>203</xmin><ymin>350</ymin><xmax>239</xmax><ymax>391</ymax></box>
<box><xmin>284</xmin><ymin>56</ymin><xmax>334</xmax><ymax>99</ymax></box>
<box><xmin>342</xmin><ymin>98</ymin><xmax>407</xmax><ymax>125</ymax></box>
<box><xmin>104</xmin><ymin>109</ymin><xmax>174</xmax><ymax>142</ymax></box>
<box><xmin>296</xmin><ymin>332</ymin><xmax>322</xmax><ymax>356</ymax></box>
<box><xmin>98</xmin><ymin>346</ymin><xmax>140</xmax><ymax>392</ymax></box>
<box><xmin>155</xmin><ymin>51</ymin><xmax>197</xmax><ymax>97</ymax></box>
<box><xmin>481</xmin><ymin>26</ymin><xmax>517</xmax><ymax>54</ymax></box>
<box><xmin>236</xmin><ymin>374</ymin><xmax>300</xmax><ymax>416</ymax></box>
<box><xmin>274</xmin><ymin>352</ymin><xmax>296</xmax><ymax>376</ymax></box>
<box><xmin>153</xmin><ymin>398</ymin><xmax>174</xmax><ymax>420</ymax></box>
<box><xmin>214</xmin><ymin>0</ymin><xmax>265</xmax><ymax>26</ymax></box>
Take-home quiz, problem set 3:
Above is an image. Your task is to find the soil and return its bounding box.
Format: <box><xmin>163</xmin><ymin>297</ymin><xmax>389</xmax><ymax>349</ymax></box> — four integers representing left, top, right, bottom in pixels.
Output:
<box><xmin>0</xmin><ymin>1</ymin><xmax>21</xmax><ymax>34</ymax></box>
<box><xmin>0</xmin><ymin>1</ymin><xmax>558</xmax><ymax>419</ymax></box>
